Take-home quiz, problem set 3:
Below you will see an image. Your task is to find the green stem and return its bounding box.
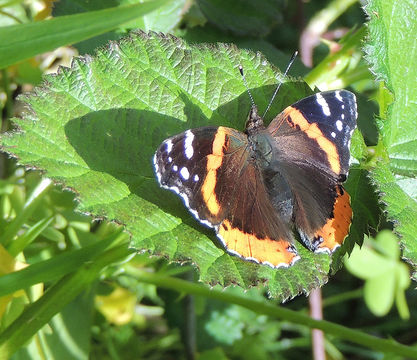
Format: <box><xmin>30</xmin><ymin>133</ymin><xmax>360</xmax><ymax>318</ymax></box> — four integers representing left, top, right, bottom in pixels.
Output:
<box><xmin>0</xmin><ymin>0</ymin><xmax>25</xmax><ymax>10</ymax></box>
<box><xmin>322</xmin><ymin>288</ymin><xmax>363</xmax><ymax>307</ymax></box>
<box><xmin>304</xmin><ymin>0</ymin><xmax>358</xmax><ymax>37</ymax></box>
<box><xmin>0</xmin><ymin>9</ymin><xmax>22</xmax><ymax>24</ymax></box>
<box><xmin>135</xmin><ymin>271</ymin><xmax>417</xmax><ymax>359</ymax></box>
<box><xmin>0</xmin><ymin>244</ymin><xmax>132</xmax><ymax>359</ymax></box>
<box><xmin>304</xmin><ymin>26</ymin><xmax>366</xmax><ymax>88</ymax></box>
<box><xmin>336</xmin><ymin>65</ymin><xmax>374</xmax><ymax>87</ymax></box>
<box><xmin>299</xmin><ymin>0</ymin><xmax>358</xmax><ymax>67</ymax></box>
<box><xmin>183</xmin><ymin>271</ymin><xmax>196</xmax><ymax>360</ymax></box>
<box><xmin>7</xmin><ymin>216</ymin><xmax>54</xmax><ymax>256</ymax></box>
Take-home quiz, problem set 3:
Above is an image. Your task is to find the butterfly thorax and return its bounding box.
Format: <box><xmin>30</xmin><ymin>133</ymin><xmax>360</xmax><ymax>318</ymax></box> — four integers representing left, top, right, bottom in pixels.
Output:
<box><xmin>246</xmin><ymin>111</ymin><xmax>295</xmax><ymax>224</ymax></box>
<box><xmin>245</xmin><ymin>105</ymin><xmax>273</xmax><ymax>166</ymax></box>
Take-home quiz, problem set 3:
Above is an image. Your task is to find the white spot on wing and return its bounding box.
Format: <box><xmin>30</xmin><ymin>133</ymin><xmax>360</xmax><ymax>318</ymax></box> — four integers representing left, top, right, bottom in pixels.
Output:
<box><xmin>180</xmin><ymin>167</ymin><xmax>190</xmax><ymax>180</ymax></box>
<box><xmin>173</xmin><ymin>165</ymin><xmax>178</xmax><ymax>171</ymax></box>
<box><xmin>336</xmin><ymin>120</ymin><xmax>343</xmax><ymax>131</ymax></box>
<box><xmin>341</xmin><ymin>113</ymin><xmax>345</xmax><ymax>120</ymax></box>
<box><xmin>165</xmin><ymin>139</ymin><xmax>173</xmax><ymax>153</ymax></box>
<box><xmin>335</xmin><ymin>90</ymin><xmax>343</xmax><ymax>102</ymax></box>
<box><xmin>331</xmin><ymin>131</ymin><xmax>336</xmax><ymax>138</ymax></box>
<box><xmin>168</xmin><ymin>156</ymin><xmax>172</xmax><ymax>163</ymax></box>
<box><xmin>194</xmin><ymin>174</ymin><xmax>199</xmax><ymax>182</ymax></box>
<box><xmin>184</xmin><ymin>130</ymin><xmax>194</xmax><ymax>159</ymax></box>
<box><xmin>316</xmin><ymin>93</ymin><xmax>331</xmax><ymax>116</ymax></box>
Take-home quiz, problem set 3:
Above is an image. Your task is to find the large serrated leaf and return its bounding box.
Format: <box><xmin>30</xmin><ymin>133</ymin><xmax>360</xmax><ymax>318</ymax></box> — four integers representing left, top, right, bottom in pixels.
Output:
<box><xmin>2</xmin><ymin>32</ymin><xmax>361</xmax><ymax>300</ymax></box>
<box><xmin>364</xmin><ymin>0</ymin><xmax>417</xmax><ymax>273</ymax></box>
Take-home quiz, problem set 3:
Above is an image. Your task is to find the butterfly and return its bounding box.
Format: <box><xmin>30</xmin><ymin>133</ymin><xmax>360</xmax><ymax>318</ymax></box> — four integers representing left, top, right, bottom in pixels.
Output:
<box><xmin>154</xmin><ymin>71</ymin><xmax>357</xmax><ymax>268</ymax></box>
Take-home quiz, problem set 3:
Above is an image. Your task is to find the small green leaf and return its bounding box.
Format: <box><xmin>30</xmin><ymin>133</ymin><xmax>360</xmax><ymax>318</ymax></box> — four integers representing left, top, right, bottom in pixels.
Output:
<box><xmin>395</xmin><ymin>264</ymin><xmax>411</xmax><ymax>319</ymax></box>
<box><xmin>345</xmin><ymin>231</ymin><xmax>411</xmax><ymax>318</ymax></box>
<box><xmin>364</xmin><ymin>271</ymin><xmax>395</xmax><ymax>316</ymax></box>
<box><xmin>350</xmin><ymin>129</ymin><xmax>367</xmax><ymax>161</ymax></box>
<box><xmin>376</xmin><ymin>229</ymin><xmax>400</xmax><ymax>260</ymax></box>
<box><xmin>205</xmin><ymin>308</ymin><xmax>245</xmax><ymax>345</ymax></box>
<box><xmin>345</xmin><ymin>239</ymin><xmax>393</xmax><ymax>280</ymax></box>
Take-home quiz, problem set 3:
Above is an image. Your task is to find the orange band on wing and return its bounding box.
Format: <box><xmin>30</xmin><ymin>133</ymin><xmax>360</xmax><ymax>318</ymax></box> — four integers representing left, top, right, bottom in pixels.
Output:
<box><xmin>315</xmin><ymin>188</ymin><xmax>352</xmax><ymax>252</ymax></box>
<box><xmin>284</xmin><ymin>107</ymin><xmax>341</xmax><ymax>174</ymax></box>
<box><xmin>218</xmin><ymin>219</ymin><xmax>299</xmax><ymax>267</ymax></box>
<box><xmin>201</xmin><ymin>127</ymin><xmax>227</xmax><ymax>216</ymax></box>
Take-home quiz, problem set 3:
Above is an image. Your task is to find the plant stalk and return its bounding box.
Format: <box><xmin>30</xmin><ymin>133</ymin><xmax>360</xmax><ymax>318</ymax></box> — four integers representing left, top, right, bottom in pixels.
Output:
<box><xmin>135</xmin><ymin>270</ymin><xmax>417</xmax><ymax>359</ymax></box>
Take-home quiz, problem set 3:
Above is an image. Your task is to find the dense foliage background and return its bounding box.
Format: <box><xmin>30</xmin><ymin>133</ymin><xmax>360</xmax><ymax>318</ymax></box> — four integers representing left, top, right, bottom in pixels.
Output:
<box><xmin>0</xmin><ymin>0</ymin><xmax>416</xmax><ymax>359</ymax></box>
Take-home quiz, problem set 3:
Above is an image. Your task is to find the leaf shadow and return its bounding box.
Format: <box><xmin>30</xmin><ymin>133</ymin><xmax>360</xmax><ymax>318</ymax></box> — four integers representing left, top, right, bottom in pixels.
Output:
<box><xmin>64</xmin><ymin>83</ymin><xmax>308</xmax><ymax>234</ymax></box>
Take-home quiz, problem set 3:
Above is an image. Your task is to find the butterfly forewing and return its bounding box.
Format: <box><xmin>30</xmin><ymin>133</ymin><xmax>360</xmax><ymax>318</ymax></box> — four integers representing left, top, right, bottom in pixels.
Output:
<box><xmin>271</xmin><ymin>90</ymin><xmax>357</xmax><ymax>175</ymax></box>
<box><xmin>154</xmin><ymin>127</ymin><xmax>223</xmax><ymax>227</ymax></box>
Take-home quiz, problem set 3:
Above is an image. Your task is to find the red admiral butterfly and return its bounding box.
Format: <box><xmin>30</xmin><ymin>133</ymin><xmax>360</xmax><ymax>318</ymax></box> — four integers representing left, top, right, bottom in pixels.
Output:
<box><xmin>154</xmin><ymin>69</ymin><xmax>357</xmax><ymax>268</ymax></box>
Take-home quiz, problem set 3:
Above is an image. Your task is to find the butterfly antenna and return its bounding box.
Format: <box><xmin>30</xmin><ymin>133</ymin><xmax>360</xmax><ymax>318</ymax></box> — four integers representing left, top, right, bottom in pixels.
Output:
<box><xmin>239</xmin><ymin>65</ymin><xmax>256</xmax><ymax>109</ymax></box>
<box><xmin>262</xmin><ymin>51</ymin><xmax>298</xmax><ymax>118</ymax></box>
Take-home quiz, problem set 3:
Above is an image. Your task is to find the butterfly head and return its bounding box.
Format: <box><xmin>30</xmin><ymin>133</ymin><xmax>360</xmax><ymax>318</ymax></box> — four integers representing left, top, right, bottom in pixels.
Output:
<box><xmin>245</xmin><ymin>105</ymin><xmax>265</xmax><ymax>135</ymax></box>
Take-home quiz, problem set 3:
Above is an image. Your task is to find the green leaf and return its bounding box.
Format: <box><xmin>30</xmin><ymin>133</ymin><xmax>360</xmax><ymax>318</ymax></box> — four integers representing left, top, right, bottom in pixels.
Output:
<box><xmin>52</xmin><ymin>0</ymin><xmax>186</xmax><ymax>55</ymax></box>
<box><xmin>0</xmin><ymin>244</ymin><xmax>131</xmax><ymax>358</ymax></box>
<box><xmin>343</xmin><ymin>167</ymin><xmax>381</xmax><ymax>252</ymax></box>
<box><xmin>205</xmin><ymin>307</ymin><xmax>245</xmax><ymax>345</ymax></box>
<box><xmin>0</xmin><ymin>231</ymin><xmax>126</xmax><ymax>297</ymax></box>
<box><xmin>364</xmin><ymin>272</ymin><xmax>395</xmax><ymax>316</ymax></box>
<box><xmin>54</xmin><ymin>0</ymin><xmax>185</xmax><ymax>32</ymax></box>
<box><xmin>1</xmin><ymin>32</ymin><xmax>362</xmax><ymax>300</ymax></box>
<box><xmin>364</xmin><ymin>0</ymin><xmax>417</xmax><ymax>275</ymax></box>
<box><xmin>0</xmin><ymin>0</ymin><xmax>170</xmax><ymax>69</ymax></box>
<box><xmin>196</xmin><ymin>0</ymin><xmax>284</xmax><ymax>37</ymax></box>
<box><xmin>345</xmin><ymin>231</ymin><xmax>410</xmax><ymax>318</ymax></box>
<box><xmin>372</xmin><ymin>164</ymin><xmax>417</xmax><ymax>278</ymax></box>
<box><xmin>13</xmin><ymin>291</ymin><xmax>94</xmax><ymax>360</ymax></box>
